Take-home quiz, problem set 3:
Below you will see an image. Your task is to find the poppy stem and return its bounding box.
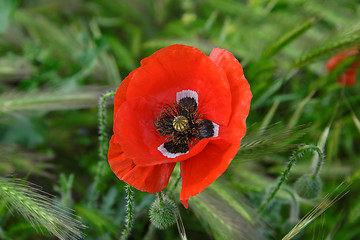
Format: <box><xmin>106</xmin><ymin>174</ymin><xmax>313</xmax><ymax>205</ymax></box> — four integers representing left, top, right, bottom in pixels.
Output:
<box><xmin>99</xmin><ymin>91</ymin><xmax>116</xmax><ymax>163</ymax></box>
<box><xmin>310</xmin><ymin>146</ymin><xmax>324</xmax><ymax>178</ymax></box>
<box><xmin>143</xmin><ymin>223</ymin><xmax>156</xmax><ymax>240</ymax></box>
<box><xmin>89</xmin><ymin>91</ymin><xmax>116</xmax><ymax>207</ymax></box>
<box><xmin>120</xmin><ymin>184</ymin><xmax>134</xmax><ymax>240</ymax></box>
<box><xmin>258</xmin><ymin>144</ymin><xmax>323</xmax><ymax>214</ymax></box>
<box><xmin>167</xmin><ymin>171</ymin><xmax>182</xmax><ymax>198</ymax></box>
<box><xmin>157</xmin><ymin>192</ymin><xmax>164</xmax><ymax>205</ymax></box>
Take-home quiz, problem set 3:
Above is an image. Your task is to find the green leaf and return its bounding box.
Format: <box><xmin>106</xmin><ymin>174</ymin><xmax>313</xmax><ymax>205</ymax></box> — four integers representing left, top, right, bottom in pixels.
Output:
<box><xmin>262</xmin><ymin>18</ymin><xmax>317</xmax><ymax>58</ymax></box>
<box><xmin>0</xmin><ymin>0</ymin><xmax>18</xmax><ymax>34</ymax></box>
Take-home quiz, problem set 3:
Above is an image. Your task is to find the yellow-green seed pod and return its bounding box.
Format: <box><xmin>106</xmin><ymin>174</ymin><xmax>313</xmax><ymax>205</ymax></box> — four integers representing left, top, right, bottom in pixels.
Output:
<box><xmin>173</xmin><ymin>116</ymin><xmax>189</xmax><ymax>132</ymax></box>
<box><xmin>149</xmin><ymin>198</ymin><xmax>178</xmax><ymax>229</ymax></box>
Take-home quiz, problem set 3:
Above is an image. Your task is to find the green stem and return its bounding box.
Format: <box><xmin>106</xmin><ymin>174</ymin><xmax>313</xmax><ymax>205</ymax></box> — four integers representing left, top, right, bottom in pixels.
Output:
<box><xmin>88</xmin><ymin>91</ymin><xmax>115</xmax><ymax>207</ymax></box>
<box><xmin>310</xmin><ymin>146</ymin><xmax>324</xmax><ymax>178</ymax></box>
<box><xmin>258</xmin><ymin>145</ymin><xmax>322</xmax><ymax>214</ymax></box>
<box><xmin>120</xmin><ymin>184</ymin><xmax>134</xmax><ymax>240</ymax></box>
<box><xmin>143</xmin><ymin>223</ymin><xmax>156</xmax><ymax>240</ymax></box>
<box><xmin>166</xmin><ymin>171</ymin><xmax>182</xmax><ymax>198</ymax></box>
<box><xmin>283</xmin><ymin>187</ymin><xmax>299</xmax><ymax>223</ymax></box>
<box><xmin>99</xmin><ymin>91</ymin><xmax>116</xmax><ymax>162</ymax></box>
<box><xmin>157</xmin><ymin>192</ymin><xmax>164</xmax><ymax>205</ymax></box>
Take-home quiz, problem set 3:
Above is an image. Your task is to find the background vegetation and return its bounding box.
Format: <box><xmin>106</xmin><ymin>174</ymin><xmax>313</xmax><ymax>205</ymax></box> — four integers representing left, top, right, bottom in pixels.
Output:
<box><xmin>0</xmin><ymin>0</ymin><xmax>359</xmax><ymax>239</ymax></box>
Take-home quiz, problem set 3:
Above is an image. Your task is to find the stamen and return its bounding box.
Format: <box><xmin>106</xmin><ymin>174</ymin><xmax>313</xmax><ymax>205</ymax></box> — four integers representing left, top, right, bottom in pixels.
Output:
<box><xmin>156</xmin><ymin>90</ymin><xmax>220</xmax><ymax>157</ymax></box>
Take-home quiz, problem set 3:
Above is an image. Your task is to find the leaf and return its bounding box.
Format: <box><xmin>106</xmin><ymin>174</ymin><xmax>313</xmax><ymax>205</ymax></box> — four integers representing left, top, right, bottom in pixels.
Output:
<box><xmin>262</xmin><ymin>18</ymin><xmax>317</xmax><ymax>58</ymax></box>
<box><xmin>0</xmin><ymin>86</ymin><xmax>110</xmax><ymax>113</ymax></box>
<box><xmin>294</xmin><ymin>34</ymin><xmax>360</xmax><ymax>67</ymax></box>
<box><xmin>0</xmin><ymin>145</ymin><xmax>53</xmax><ymax>177</ymax></box>
<box><xmin>287</xmin><ymin>90</ymin><xmax>315</xmax><ymax>128</ymax></box>
<box><xmin>190</xmin><ymin>187</ymin><xmax>266</xmax><ymax>240</ymax></box>
<box><xmin>0</xmin><ymin>0</ymin><xmax>18</xmax><ymax>34</ymax></box>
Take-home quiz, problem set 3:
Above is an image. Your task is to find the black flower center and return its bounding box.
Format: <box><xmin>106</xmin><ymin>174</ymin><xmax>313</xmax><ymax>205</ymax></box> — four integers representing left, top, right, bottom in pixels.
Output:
<box><xmin>155</xmin><ymin>97</ymin><xmax>215</xmax><ymax>154</ymax></box>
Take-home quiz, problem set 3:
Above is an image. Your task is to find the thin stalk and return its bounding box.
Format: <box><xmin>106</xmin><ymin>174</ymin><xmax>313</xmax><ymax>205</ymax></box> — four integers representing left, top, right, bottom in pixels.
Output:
<box><xmin>157</xmin><ymin>192</ymin><xmax>164</xmax><ymax>205</ymax></box>
<box><xmin>283</xmin><ymin>187</ymin><xmax>299</xmax><ymax>223</ymax></box>
<box><xmin>310</xmin><ymin>146</ymin><xmax>325</xmax><ymax>178</ymax></box>
<box><xmin>99</xmin><ymin>91</ymin><xmax>116</xmax><ymax>162</ymax></box>
<box><xmin>120</xmin><ymin>184</ymin><xmax>134</xmax><ymax>240</ymax></box>
<box><xmin>88</xmin><ymin>91</ymin><xmax>115</xmax><ymax>207</ymax></box>
<box><xmin>166</xmin><ymin>171</ymin><xmax>182</xmax><ymax>198</ymax></box>
<box><xmin>258</xmin><ymin>145</ymin><xmax>323</xmax><ymax>214</ymax></box>
<box><xmin>143</xmin><ymin>224</ymin><xmax>156</xmax><ymax>240</ymax></box>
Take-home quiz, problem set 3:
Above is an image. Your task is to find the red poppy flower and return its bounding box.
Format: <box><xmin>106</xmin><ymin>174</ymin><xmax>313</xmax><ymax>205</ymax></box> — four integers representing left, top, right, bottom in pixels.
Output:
<box><xmin>326</xmin><ymin>47</ymin><xmax>359</xmax><ymax>86</ymax></box>
<box><xmin>108</xmin><ymin>44</ymin><xmax>252</xmax><ymax>208</ymax></box>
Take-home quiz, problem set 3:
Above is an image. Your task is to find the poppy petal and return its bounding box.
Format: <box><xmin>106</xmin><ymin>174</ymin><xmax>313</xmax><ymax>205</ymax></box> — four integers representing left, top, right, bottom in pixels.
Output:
<box><xmin>210</xmin><ymin>48</ymin><xmax>252</xmax><ymax>140</ymax></box>
<box><xmin>179</xmin><ymin>49</ymin><xmax>252</xmax><ymax>207</ymax></box>
<box><xmin>125</xmin><ymin>45</ymin><xmax>232</xmax><ymax>126</ymax></box>
<box><xmin>108</xmin><ymin>135</ymin><xmax>135</xmax><ymax>178</ymax></box>
<box><xmin>114</xmin><ymin>96</ymin><xmax>210</xmax><ymax>166</ymax></box>
<box><xmin>180</xmin><ymin>139</ymin><xmax>232</xmax><ymax>208</ymax></box>
<box><xmin>326</xmin><ymin>49</ymin><xmax>359</xmax><ymax>71</ymax></box>
<box><xmin>340</xmin><ymin>62</ymin><xmax>358</xmax><ymax>86</ymax></box>
<box><xmin>108</xmin><ymin>135</ymin><xmax>176</xmax><ymax>193</ymax></box>
<box><xmin>113</xmin><ymin>69</ymin><xmax>137</xmax><ymax>121</ymax></box>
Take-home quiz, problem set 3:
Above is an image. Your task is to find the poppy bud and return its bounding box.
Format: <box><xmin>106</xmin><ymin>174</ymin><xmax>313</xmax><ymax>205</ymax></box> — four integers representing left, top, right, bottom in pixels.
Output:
<box><xmin>149</xmin><ymin>198</ymin><xmax>178</xmax><ymax>229</ymax></box>
<box><xmin>294</xmin><ymin>175</ymin><xmax>322</xmax><ymax>199</ymax></box>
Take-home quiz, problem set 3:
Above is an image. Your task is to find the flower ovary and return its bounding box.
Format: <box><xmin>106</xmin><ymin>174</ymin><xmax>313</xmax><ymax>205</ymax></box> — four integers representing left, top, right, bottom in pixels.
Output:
<box><xmin>173</xmin><ymin>116</ymin><xmax>189</xmax><ymax>132</ymax></box>
<box><xmin>155</xmin><ymin>96</ymin><xmax>215</xmax><ymax>154</ymax></box>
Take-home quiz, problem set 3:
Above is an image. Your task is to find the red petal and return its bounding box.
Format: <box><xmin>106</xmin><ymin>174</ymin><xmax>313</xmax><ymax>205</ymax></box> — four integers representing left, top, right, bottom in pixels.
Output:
<box><xmin>326</xmin><ymin>48</ymin><xmax>358</xmax><ymax>71</ymax></box>
<box><xmin>326</xmin><ymin>54</ymin><xmax>347</xmax><ymax>71</ymax></box>
<box><xmin>180</xmin><ymin>139</ymin><xmax>231</xmax><ymax>205</ymax></box>
<box><xmin>108</xmin><ymin>135</ymin><xmax>176</xmax><ymax>193</ymax></box>
<box><xmin>122</xmin><ymin>162</ymin><xmax>176</xmax><ymax>193</ymax></box>
<box><xmin>338</xmin><ymin>62</ymin><xmax>358</xmax><ymax>86</ymax></box>
<box><xmin>210</xmin><ymin>48</ymin><xmax>252</xmax><ymax>140</ymax></box>
<box><xmin>125</xmin><ymin>44</ymin><xmax>232</xmax><ymax>126</ymax></box>
<box><xmin>179</xmin><ymin>48</ymin><xmax>252</xmax><ymax>206</ymax></box>
<box><xmin>114</xmin><ymin>96</ymin><xmax>210</xmax><ymax>166</ymax></box>
<box><xmin>108</xmin><ymin>135</ymin><xmax>135</xmax><ymax>178</ymax></box>
<box><xmin>113</xmin><ymin>69</ymin><xmax>136</xmax><ymax>121</ymax></box>
<box><xmin>180</xmin><ymin>199</ymin><xmax>189</xmax><ymax>209</ymax></box>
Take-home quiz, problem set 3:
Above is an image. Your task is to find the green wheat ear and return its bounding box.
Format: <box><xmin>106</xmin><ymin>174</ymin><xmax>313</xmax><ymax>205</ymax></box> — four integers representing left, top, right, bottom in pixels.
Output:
<box><xmin>282</xmin><ymin>182</ymin><xmax>349</xmax><ymax>240</ymax></box>
<box><xmin>0</xmin><ymin>177</ymin><xmax>86</xmax><ymax>240</ymax></box>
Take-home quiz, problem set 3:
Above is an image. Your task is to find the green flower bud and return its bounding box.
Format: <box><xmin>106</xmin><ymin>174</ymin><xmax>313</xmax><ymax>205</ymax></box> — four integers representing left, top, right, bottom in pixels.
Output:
<box><xmin>294</xmin><ymin>174</ymin><xmax>322</xmax><ymax>199</ymax></box>
<box><xmin>149</xmin><ymin>198</ymin><xmax>178</xmax><ymax>229</ymax></box>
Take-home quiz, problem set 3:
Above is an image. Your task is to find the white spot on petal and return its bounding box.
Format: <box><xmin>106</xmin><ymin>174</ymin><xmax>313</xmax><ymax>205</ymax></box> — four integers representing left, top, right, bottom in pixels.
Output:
<box><xmin>176</xmin><ymin>90</ymin><xmax>198</xmax><ymax>105</ymax></box>
<box><xmin>158</xmin><ymin>144</ymin><xmax>189</xmax><ymax>159</ymax></box>
<box><xmin>212</xmin><ymin>122</ymin><xmax>219</xmax><ymax>137</ymax></box>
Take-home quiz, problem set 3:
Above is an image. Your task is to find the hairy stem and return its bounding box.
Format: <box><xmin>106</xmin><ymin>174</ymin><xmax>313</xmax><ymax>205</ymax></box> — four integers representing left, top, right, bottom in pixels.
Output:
<box><xmin>258</xmin><ymin>145</ymin><xmax>323</xmax><ymax>214</ymax></box>
<box><xmin>120</xmin><ymin>184</ymin><xmax>134</xmax><ymax>240</ymax></box>
<box><xmin>310</xmin><ymin>146</ymin><xmax>324</xmax><ymax>178</ymax></box>
<box><xmin>99</xmin><ymin>91</ymin><xmax>116</xmax><ymax>162</ymax></box>
<box><xmin>88</xmin><ymin>91</ymin><xmax>116</xmax><ymax>207</ymax></box>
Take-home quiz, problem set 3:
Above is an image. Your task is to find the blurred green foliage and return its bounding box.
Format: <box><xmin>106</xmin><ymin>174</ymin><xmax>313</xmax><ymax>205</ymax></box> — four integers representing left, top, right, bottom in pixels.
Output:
<box><xmin>0</xmin><ymin>0</ymin><xmax>360</xmax><ymax>239</ymax></box>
